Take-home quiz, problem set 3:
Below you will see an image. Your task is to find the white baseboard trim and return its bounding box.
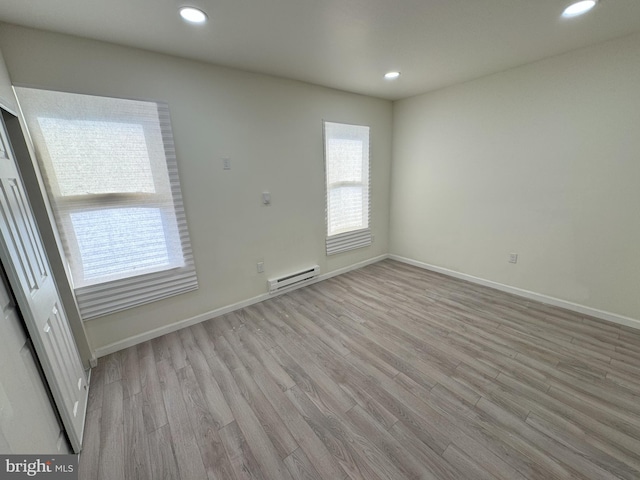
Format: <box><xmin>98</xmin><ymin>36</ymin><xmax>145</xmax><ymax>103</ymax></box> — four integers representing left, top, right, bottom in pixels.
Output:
<box><xmin>88</xmin><ymin>354</ymin><xmax>98</xmax><ymax>369</ymax></box>
<box><xmin>94</xmin><ymin>292</ymin><xmax>271</xmax><ymax>358</ymax></box>
<box><xmin>308</xmin><ymin>254</ymin><xmax>389</xmax><ymax>287</ymax></box>
<box><xmin>389</xmin><ymin>254</ymin><xmax>640</xmax><ymax>331</ymax></box>
<box><xmin>94</xmin><ymin>254</ymin><xmax>389</xmax><ymax>358</ymax></box>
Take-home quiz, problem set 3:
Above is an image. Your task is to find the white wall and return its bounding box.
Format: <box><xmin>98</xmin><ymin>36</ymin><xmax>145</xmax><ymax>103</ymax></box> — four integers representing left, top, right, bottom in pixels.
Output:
<box><xmin>0</xmin><ymin>48</ymin><xmax>16</xmax><ymax>111</ymax></box>
<box><xmin>0</xmin><ymin>24</ymin><xmax>392</xmax><ymax>351</ymax></box>
<box><xmin>391</xmin><ymin>32</ymin><xmax>640</xmax><ymax>322</ymax></box>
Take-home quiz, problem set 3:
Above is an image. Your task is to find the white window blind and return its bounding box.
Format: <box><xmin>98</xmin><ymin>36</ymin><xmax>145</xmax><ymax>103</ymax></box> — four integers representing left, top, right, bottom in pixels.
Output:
<box><xmin>15</xmin><ymin>87</ymin><xmax>198</xmax><ymax>320</ymax></box>
<box><xmin>323</xmin><ymin>121</ymin><xmax>371</xmax><ymax>255</ymax></box>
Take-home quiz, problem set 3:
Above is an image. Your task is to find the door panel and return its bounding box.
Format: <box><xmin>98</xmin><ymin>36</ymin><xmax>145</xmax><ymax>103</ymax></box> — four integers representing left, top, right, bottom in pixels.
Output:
<box><xmin>0</xmin><ymin>109</ymin><xmax>87</xmax><ymax>452</ymax></box>
<box><xmin>0</xmin><ymin>178</ymin><xmax>44</xmax><ymax>293</ymax></box>
<box><xmin>0</xmin><ymin>267</ymin><xmax>64</xmax><ymax>453</ymax></box>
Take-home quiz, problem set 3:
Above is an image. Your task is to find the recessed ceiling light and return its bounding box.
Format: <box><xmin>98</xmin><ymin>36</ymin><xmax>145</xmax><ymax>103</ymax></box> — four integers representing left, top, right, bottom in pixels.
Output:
<box><xmin>384</xmin><ymin>71</ymin><xmax>401</xmax><ymax>80</ymax></box>
<box><xmin>562</xmin><ymin>0</ymin><xmax>598</xmax><ymax>18</ymax></box>
<box><xmin>179</xmin><ymin>6</ymin><xmax>208</xmax><ymax>24</ymax></box>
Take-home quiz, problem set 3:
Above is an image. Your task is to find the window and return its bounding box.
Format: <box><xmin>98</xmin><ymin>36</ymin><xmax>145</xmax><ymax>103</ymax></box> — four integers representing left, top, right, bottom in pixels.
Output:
<box><xmin>323</xmin><ymin>121</ymin><xmax>371</xmax><ymax>255</ymax></box>
<box><xmin>15</xmin><ymin>87</ymin><xmax>197</xmax><ymax>320</ymax></box>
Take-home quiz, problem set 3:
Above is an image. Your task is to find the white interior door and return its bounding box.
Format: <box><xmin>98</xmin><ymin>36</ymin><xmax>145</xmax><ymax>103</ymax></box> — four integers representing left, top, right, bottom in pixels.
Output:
<box><xmin>0</xmin><ymin>107</ymin><xmax>87</xmax><ymax>453</ymax></box>
<box><xmin>0</xmin><ymin>265</ymin><xmax>66</xmax><ymax>453</ymax></box>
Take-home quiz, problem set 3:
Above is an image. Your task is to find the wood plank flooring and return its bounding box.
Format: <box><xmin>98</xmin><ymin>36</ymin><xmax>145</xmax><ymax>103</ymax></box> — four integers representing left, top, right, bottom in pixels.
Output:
<box><xmin>79</xmin><ymin>259</ymin><xmax>640</xmax><ymax>479</ymax></box>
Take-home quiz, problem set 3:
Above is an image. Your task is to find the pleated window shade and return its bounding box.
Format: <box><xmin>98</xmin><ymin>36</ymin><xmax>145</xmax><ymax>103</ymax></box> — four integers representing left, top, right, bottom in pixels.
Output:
<box><xmin>15</xmin><ymin>87</ymin><xmax>198</xmax><ymax>320</ymax></box>
<box><xmin>323</xmin><ymin>121</ymin><xmax>371</xmax><ymax>255</ymax></box>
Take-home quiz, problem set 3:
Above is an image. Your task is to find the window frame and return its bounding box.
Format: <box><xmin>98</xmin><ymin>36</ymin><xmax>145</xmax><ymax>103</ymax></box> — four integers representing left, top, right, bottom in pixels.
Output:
<box><xmin>40</xmin><ymin>115</ymin><xmax>183</xmax><ymax>287</ymax></box>
<box><xmin>15</xmin><ymin>87</ymin><xmax>198</xmax><ymax>320</ymax></box>
<box><xmin>323</xmin><ymin>120</ymin><xmax>372</xmax><ymax>255</ymax></box>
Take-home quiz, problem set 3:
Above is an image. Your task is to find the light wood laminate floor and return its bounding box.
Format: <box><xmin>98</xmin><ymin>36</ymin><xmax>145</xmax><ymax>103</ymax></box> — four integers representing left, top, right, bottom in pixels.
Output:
<box><xmin>79</xmin><ymin>260</ymin><xmax>640</xmax><ymax>479</ymax></box>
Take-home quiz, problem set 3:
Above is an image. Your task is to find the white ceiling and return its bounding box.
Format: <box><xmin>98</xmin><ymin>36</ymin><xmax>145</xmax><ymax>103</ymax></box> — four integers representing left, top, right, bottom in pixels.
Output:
<box><xmin>1</xmin><ymin>0</ymin><xmax>640</xmax><ymax>100</ymax></box>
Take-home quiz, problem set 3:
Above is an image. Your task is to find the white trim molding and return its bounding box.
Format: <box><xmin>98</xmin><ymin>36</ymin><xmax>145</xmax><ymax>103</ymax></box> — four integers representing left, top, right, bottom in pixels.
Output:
<box><xmin>96</xmin><ymin>252</ymin><xmax>640</xmax><ymax>358</ymax></box>
<box><xmin>94</xmin><ymin>254</ymin><xmax>388</xmax><ymax>358</ymax></box>
<box><xmin>390</xmin><ymin>254</ymin><xmax>640</xmax><ymax>332</ymax></box>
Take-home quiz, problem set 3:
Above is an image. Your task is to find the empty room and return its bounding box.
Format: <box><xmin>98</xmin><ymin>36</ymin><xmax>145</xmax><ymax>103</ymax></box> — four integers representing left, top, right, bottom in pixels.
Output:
<box><xmin>0</xmin><ymin>0</ymin><xmax>640</xmax><ymax>478</ymax></box>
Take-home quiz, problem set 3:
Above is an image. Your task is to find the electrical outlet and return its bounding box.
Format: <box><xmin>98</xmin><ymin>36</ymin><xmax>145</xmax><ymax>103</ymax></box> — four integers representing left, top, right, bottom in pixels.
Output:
<box><xmin>509</xmin><ymin>253</ymin><xmax>518</xmax><ymax>264</ymax></box>
<box><xmin>257</xmin><ymin>262</ymin><xmax>264</xmax><ymax>273</ymax></box>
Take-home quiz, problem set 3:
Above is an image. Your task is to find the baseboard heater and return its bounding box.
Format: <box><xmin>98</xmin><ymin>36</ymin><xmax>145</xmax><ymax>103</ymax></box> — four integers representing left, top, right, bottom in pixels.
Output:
<box><xmin>268</xmin><ymin>265</ymin><xmax>320</xmax><ymax>294</ymax></box>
